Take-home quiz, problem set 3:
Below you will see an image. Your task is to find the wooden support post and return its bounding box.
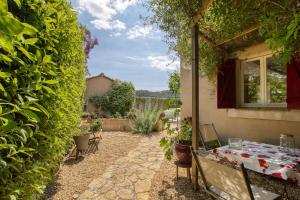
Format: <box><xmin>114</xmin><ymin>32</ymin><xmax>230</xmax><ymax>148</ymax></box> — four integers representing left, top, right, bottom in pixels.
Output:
<box><xmin>191</xmin><ymin>24</ymin><xmax>200</xmax><ymax>189</ymax></box>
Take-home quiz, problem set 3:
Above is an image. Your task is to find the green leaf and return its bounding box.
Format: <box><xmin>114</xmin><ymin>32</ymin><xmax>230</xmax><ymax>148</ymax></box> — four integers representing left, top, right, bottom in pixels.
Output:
<box><xmin>9</xmin><ymin>147</ymin><xmax>35</xmax><ymax>157</ymax></box>
<box><xmin>42</xmin><ymin>85</ymin><xmax>54</xmax><ymax>94</ymax></box>
<box><xmin>12</xmin><ymin>0</ymin><xmax>21</xmax><ymax>8</ymax></box>
<box><xmin>0</xmin><ymin>158</ymin><xmax>7</xmax><ymax>168</ymax></box>
<box><xmin>21</xmin><ymin>105</ymin><xmax>41</xmax><ymax>113</ymax></box>
<box><xmin>18</xmin><ymin>109</ymin><xmax>40</xmax><ymax>122</ymax></box>
<box><xmin>33</xmin><ymin>102</ymin><xmax>50</xmax><ymax>118</ymax></box>
<box><xmin>19</xmin><ymin>147</ymin><xmax>35</xmax><ymax>152</ymax></box>
<box><xmin>0</xmin><ymin>71</ymin><xmax>10</xmax><ymax>78</ymax></box>
<box><xmin>0</xmin><ymin>83</ymin><xmax>6</xmax><ymax>92</ymax></box>
<box><xmin>0</xmin><ymin>118</ymin><xmax>17</xmax><ymax>132</ymax></box>
<box><xmin>47</xmin><ymin>70</ymin><xmax>57</xmax><ymax>76</ymax></box>
<box><xmin>42</xmin><ymin>55</ymin><xmax>52</xmax><ymax>64</ymax></box>
<box><xmin>0</xmin><ymin>54</ymin><xmax>12</xmax><ymax>62</ymax></box>
<box><xmin>0</xmin><ymin>143</ymin><xmax>16</xmax><ymax>150</ymax></box>
<box><xmin>0</xmin><ymin>0</ymin><xmax>8</xmax><ymax>15</ymax></box>
<box><xmin>24</xmin><ymin>38</ymin><xmax>38</xmax><ymax>45</ymax></box>
<box><xmin>43</xmin><ymin>79</ymin><xmax>58</xmax><ymax>84</ymax></box>
<box><xmin>22</xmin><ymin>23</ymin><xmax>38</xmax><ymax>35</ymax></box>
<box><xmin>17</xmin><ymin>46</ymin><xmax>35</xmax><ymax>61</ymax></box>
<box><xmin>0</xmin><ymin>15</ymin><xmax>24</xmax><ymax>36</ymax></box>
<box><xmin>0</xmin><ymin>32</ymin><xmax>14</xmax><ymax>54</ymax></box>
<box><xmin>25</xmin><ymin>96</ymin><xmax>38</xmax><ymax>101</ymax></box>
<box><xmin>159</xmin><ymin>137</ymin><xmax>168</xmax><ymax>147</ymax></box>
<box><xmin>9</xmin><ymin>195</ymin><xmax>17</xmax><ymax>200</ymax></box>
<box><xmin>18</xmin><ymin>128</ymin><xmax>28</xmax><ymax>143</ymax></box>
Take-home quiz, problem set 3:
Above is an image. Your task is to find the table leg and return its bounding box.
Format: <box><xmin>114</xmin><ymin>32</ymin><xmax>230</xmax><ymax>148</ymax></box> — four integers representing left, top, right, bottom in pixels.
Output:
<box><xmin>187</xmin><ymin>168</ymin><xmax>191</xmax><ymax>182</ymax></box>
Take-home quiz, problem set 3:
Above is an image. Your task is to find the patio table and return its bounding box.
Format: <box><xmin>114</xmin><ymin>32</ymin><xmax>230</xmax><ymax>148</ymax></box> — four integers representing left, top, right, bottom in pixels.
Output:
<box><xmin>210</xmin><ymin>141</ymin><xmax>300</xmax><ymax>186</ymax></box>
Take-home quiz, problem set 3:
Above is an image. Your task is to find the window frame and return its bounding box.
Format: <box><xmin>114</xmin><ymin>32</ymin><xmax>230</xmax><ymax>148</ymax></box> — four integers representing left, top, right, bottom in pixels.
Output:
<box><xmin>240</xmin><ymin>54</ymin><xmax>287</xmax><ymax>108</ymax></box>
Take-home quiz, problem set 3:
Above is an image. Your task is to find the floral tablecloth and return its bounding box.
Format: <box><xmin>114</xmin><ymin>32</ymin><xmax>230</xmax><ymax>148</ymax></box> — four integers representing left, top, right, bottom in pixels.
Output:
<box><xmin>211</xmin><ymin>141</ymin><xmax>300</xmax><ymax>186</ymax></box>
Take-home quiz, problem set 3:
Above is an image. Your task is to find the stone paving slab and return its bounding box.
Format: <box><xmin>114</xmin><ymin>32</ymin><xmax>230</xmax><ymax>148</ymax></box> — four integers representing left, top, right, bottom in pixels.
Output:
<box><xmin>78</xmin><ymin>134</ymin><xmax>164</xmax><ymax>200</ymax></box>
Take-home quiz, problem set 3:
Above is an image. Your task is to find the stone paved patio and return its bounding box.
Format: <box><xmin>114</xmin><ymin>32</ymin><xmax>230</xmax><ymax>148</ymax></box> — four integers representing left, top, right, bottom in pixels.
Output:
<box><xmin>78</xmin><ymin>133</ymin><xmax>164</xmax><ymax>200</ymax></box>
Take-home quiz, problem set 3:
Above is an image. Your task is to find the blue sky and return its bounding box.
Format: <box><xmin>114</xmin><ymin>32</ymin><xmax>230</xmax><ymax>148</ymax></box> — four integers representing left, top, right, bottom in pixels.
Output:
<box><xmin>70</xmin><ymin>0</ymin><xmax>179</xmax><ymax>91</ymax></box>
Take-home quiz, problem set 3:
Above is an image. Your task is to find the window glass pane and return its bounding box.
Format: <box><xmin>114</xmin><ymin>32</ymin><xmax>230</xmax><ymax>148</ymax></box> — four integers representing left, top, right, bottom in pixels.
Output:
<box><xmin>243</xmin><ymin>60</ymin><xmax>260</xmax><ymax>103</ymax></box>
<box><xmin>266</xmin><ymin>57</ymin><xmax>286</xmax><ymax>103</ymax></box>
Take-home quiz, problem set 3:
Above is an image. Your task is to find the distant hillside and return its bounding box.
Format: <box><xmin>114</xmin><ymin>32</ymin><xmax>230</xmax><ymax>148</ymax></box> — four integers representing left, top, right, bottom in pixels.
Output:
<box><xmin>136</xmin><ymin>90</ymin><xmax>179</xmax><ymax>98</ymax></box>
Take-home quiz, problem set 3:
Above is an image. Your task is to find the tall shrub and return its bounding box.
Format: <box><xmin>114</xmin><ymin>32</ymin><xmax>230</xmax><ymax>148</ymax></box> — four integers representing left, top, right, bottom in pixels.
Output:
<box><xmin>0</xmin><ymin>0</ymin><xmax>85</xmax><ymax>199</ymax></box>
<box><xmin>91</xmin><ymin>80</ymin><xmax>135</xmax><ymax>116</ymax></box>
<box><xmin>132</xmin><ymin>102</ymin><xmax>160</xmax><ymax>134</ymax></box>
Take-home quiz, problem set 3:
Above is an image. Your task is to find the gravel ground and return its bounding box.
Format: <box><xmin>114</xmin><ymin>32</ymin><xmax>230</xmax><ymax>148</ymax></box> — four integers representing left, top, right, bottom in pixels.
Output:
<box><xmin>41</xmin><ymin>131</ymin><xmax>143</xmax><ymax>200</ymax></box>
<box><xmin>149</xmin><ymin>157</ymin><xmax>210</xmax><ymax>200</ymax></box>
<box><xmin>149</xmin><ymin>157</ymin><xmax>300</xmax><ymax>200</ymax></box>
<box><xmin>41</xmin><ymin>130</ymin><xmax>300</xmax><ymax>200</ymax></box>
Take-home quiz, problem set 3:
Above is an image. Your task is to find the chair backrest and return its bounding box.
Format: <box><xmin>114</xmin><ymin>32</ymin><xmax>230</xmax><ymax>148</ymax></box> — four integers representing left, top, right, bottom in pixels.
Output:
<box><xmin>199</xmin><ymin>124</ymin><xmax>221</xmax><ymax>150</ymax></box>
<box><xmin>191</xmin><ymin>149</ymin><xmax>254</xmax><ymax>200</ymax></box>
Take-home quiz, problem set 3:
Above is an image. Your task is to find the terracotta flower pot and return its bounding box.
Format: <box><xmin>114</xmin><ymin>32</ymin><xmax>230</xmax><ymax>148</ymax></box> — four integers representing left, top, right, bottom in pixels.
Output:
<box><xmin>73</xmin><ymin>133</ymin><xmax>90</xmax><ymax>151</ymax></box>
<box><xmin>175</xmin><ymin>142</ymin><xmax>192</xmax><ymax>165</ymax></box>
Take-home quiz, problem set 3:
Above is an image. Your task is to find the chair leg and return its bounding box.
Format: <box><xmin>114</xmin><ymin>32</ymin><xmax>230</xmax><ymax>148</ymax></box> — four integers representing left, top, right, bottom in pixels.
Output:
<box><xmin>95</xmin><ymin>140</ymin><xmax>99</xmax><ymax>150</ymax></box>
<box><xmin>282</xmin><ymin>183</ymin><xmax>289</xmax><ymax>200</ymax></box>
<box><xmin>75</xmin><ymin>149</ymin><xmax>79</xmax><ymax>160</ymax></box>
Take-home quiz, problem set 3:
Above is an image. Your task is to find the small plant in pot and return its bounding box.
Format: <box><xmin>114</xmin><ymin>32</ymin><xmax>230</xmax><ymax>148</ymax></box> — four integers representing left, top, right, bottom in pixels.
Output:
<box><xmin>89</xmin><ymin>119</ymin><xmax>102</xmax><ymax>142</ymax></box>
<box><xmin>89</xmin><ymin>119</ymin><xmax>102</xmax><ymax>133</ymax></box>
<box><xmin>73</xmin><ymin>125</ymin><xmax>90</xmax><ymax>158</ymax></box>
<box><xmin>160</xmin><ymin>117</ymin><xmax>192</xmax><ymax>164</ymax></box>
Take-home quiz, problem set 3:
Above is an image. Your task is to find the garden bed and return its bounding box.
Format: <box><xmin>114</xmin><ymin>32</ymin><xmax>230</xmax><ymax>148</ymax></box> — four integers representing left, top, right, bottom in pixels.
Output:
<box><xmin>102</xmin><ymin>118</ymin><xmax>132</xmax><ymax>131</ymax></box>
<box><xmin>81</xmin><ymin>118</ymin><xmax>131</xmax><ymax>131</ymax></box>
<box><xmin>82</xmin><ymin>118</ymin><xmax>164</xmax><ymax>132</ymax></box>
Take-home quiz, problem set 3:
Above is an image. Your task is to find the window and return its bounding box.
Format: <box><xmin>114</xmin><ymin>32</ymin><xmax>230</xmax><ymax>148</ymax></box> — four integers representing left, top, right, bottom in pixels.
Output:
<box><xmin>241</xmin><ymin>56</ymin><xmax>286</xmax><ymax>107</ymax></box>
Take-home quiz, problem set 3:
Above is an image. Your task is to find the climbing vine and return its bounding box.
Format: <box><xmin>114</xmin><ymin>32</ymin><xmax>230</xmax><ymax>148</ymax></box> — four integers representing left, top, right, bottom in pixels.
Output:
<box><xmin>146</xmin><ymin>0</ymin><xmax>300</xmax><ymax>77</ymax></box>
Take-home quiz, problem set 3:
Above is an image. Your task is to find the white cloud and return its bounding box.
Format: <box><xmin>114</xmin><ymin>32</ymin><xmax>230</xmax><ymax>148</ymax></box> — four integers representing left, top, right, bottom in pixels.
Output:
<box><xmin>147</xmin><ymin>56</ymin><xmax>180</xmax><ymax>71</ymax></box>
<box><xmin>92</xmin><ymin>19</ymin><xmax>126</xmax><ymax>30</ymax></box>
<box><xmin>126</xmin><ymin>56</ymin><xmax>140</xmax><ymax>60</ymax></box>
<box><xmin>113</xmin><ymin>0</ymin><xmax>137</xmax><ymax>12</ymax></box>
<box><xmin>77</xmin><ymin>0</ymin><xmax>137</xmax><ymax>30</ymax></box>
<box><xmin>110</xmin><ymin>32</ymin><xmax>122</xmax><ymax>37</ymax></box>
<box><xmin>126</xmin><ymin>25</ymin><xmax>152</xmax><ymax>39</ymax></box>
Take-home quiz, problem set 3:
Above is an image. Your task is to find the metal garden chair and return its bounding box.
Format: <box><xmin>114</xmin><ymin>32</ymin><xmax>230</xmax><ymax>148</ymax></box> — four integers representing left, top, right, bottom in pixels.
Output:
<box><xmin>191</xmin><ymin>147</ymin><xmax>281</xmax><ymax>200</ymax></box>
<box><xmin>199</xmin><ymin>123</ymin><xmax>222</xmax><ymax>150</ymax></box>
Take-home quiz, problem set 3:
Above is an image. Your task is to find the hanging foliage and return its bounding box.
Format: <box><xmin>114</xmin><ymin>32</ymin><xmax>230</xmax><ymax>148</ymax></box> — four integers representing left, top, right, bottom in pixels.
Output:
<box><xmin>146</xmin><ymin>0</ymin><xmax>300</xmax><ymax>78</ymax></box>
<box><xmin>0</xmin><ymin>0</ymin><xmax>85</xmax><ymax>199</ymax></box>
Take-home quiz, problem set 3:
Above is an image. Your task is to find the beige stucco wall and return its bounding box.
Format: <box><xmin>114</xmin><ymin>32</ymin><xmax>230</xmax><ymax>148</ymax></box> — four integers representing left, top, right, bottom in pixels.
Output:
<box><xmin>85</xmin><ymin>76</ymin><xmax>113</xmax><ymax>113</ymax></box>
<box><xmin>180</xmin><ymin>48</ymin><xmax>300</xmax><ymax>146</ymax></box>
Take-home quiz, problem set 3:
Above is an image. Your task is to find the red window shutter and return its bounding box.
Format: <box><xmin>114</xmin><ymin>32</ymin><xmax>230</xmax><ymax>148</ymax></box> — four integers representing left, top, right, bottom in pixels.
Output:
<box><xmin>287</xmin><ymin>57</ymin><xmax>300</xmax><ymax>109</ymax></box>
<box><xmin>217</xmin><ymin>59</ymin><xmax>236</xmax><ymax>108</ymax></box>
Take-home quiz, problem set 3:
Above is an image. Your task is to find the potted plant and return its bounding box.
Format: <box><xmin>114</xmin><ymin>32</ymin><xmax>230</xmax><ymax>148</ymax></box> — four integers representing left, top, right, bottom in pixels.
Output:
<box><xmin>160</xmin><ymin>117</ymin><xmax>192</xmax><ymax>164</ymax></box>
<box><xmin>73</xmin><ymin>125</ymin><xmax>90</xmax><ymax>155</ymax></box>
<box><xmin>89</xmin><ymin>119</ymin><xmax>102</xmax><ymax>133</ymax></box>
<box><xmin>88</xmin><ymin>119</ymin><xmax>102</xmax><ymax>148</ymax></box>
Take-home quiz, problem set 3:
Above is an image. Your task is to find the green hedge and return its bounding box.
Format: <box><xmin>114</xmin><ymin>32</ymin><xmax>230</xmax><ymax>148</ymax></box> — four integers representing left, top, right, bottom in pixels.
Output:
<box><xmin>0</xmin><ymin>0</ymin><xmax>85</xmax><ymax>199</ymax></box>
